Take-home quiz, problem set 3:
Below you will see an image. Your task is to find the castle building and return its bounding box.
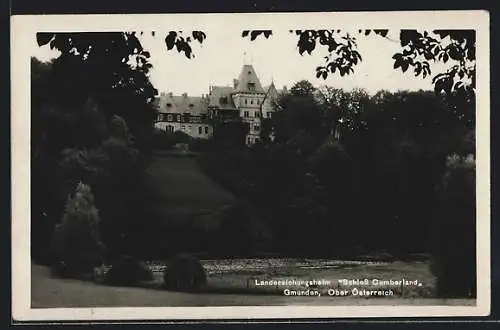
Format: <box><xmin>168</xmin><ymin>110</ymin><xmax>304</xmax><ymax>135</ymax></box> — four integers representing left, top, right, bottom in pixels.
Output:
<box><xmin>154</xmin><ymin>64</ymin><xmax>283</xmax><ymax>145</ymax></box>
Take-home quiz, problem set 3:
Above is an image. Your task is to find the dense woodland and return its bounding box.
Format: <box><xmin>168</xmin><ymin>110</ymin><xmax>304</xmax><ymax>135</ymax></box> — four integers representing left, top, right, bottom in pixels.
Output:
<box><xmin>30</xmin><ymin>30</ymin><xmax>476</xmax><ymax>298</ymax></box>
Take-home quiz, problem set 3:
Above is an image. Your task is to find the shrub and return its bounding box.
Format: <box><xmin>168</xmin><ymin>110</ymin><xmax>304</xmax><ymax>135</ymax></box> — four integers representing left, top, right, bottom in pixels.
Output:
<box><xmin>163</xmin><ymin>254</ymin><xmax>207</xmax><ymax>292</ymax></box>
<box><xmin>103</xmin><ymin>255</ymin><xmax>154</xmax><ymax>286</ymax></box>
<box><xmin>214</xmin><ymin>202</ymin><xmax>271</xmax><ymax>257</ymax></box>
<box><xmin>430</xmin><ymin>154</ymin><xmax>476</xmax><ymax>298</ymax></box>
<box><xmin>50</xmin><ymin>182</ymin><xmax>105</xmax><ymax>277</ymax></box>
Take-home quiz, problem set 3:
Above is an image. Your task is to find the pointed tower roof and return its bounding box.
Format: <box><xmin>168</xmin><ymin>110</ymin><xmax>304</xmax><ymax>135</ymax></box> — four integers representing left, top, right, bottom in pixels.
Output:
<box><xmin>234</xmin><ymin>64</ymin><xmax>265</xmax><ymax>94</ymax></box>
<box><xmin>262</xmin><ymin>81</ymin><xmax>279</xmax><ymax>102</ymax></box>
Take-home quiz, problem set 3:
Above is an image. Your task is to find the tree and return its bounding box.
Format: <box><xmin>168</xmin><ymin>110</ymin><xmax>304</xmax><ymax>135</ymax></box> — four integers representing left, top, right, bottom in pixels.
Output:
<box><xmin>51</xmin><ymin>182</ymin><xmax>105</xmax><ymax>276</ymax></box>
<box><xmin>241</xmin><ymin>29</ymin><xmax>475</xmax><ymax>99</ymax></box>
<box><xmin>290</xmin><ymin>80</ymin><xmax>316</xmax><ymax>97</ymax></box>
<box><xmin>35</xmin><ymin>31</ymin><xmax>206</xmax><ymax>148</ymax></box>
<box><xmin>32</xmin><ymin>31</ymin><xmax>206</xmax><ymax>262</ymax></box>
<box><xmin>431</xmin><ymin>154</ymin><xmax>476</xmax><ymax>298</ymax></box>
<box><xmin>271</xmin><ymin>80</ymin><xmax>326</xmax><ymax>144</ymax></box>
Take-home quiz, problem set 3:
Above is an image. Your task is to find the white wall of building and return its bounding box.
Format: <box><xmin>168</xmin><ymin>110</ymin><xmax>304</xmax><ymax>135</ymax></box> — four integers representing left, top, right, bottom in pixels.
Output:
<box><xmin>155</xmin><ymin>121</ymin><xmax>213</xmax><ymax>139</ymax></box>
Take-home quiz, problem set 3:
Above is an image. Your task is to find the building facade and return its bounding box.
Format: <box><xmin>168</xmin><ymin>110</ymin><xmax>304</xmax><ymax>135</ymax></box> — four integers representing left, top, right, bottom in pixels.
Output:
<box><xmin>154</xmin><ymin>64</ymin><xmax>283</xmax><ymax>145</ymax></box>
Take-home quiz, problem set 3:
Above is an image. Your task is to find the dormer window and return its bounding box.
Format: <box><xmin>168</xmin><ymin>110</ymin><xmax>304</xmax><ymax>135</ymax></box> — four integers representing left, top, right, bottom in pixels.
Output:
<box><xmin>248</xmin><ymin>82</ymin><xmax>256</xmax><ymax>91</ymax></box>
<box><xmin>189</xmin><ymin>103</ymin><xmax>194</xmax><ymax>108</ymax></box>
<box><xmin>219</xmin><ymin>97</ymin><xmax>228</xmax><ymax>105</ymax></box>
<box><xmin>166</xmin><ymin>103</ymin><xmax>172</xmax><ymax>107</ymax></box>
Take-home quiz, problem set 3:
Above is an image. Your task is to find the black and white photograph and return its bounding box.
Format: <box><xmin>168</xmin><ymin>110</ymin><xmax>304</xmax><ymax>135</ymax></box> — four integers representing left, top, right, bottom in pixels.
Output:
<box><xmin>11</xmin><ymin>11</ymin><xmax>490</xmax><ymax>320</ymax></box>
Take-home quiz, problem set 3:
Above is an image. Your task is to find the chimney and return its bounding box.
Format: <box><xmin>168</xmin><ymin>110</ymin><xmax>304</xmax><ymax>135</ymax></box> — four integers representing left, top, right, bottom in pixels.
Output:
<box><xmin>283</xmin><ymin>86</ymin><xmax>288</xmax><ymax>93</ymax></box>
<box><xmin>233</xmin><ymin>79</ymin><xmax>239</xmax><ymax>89</ymax></box>
<box><xmin>168</xmin><ymin>92</ymin><xmax>173</xmax><ymax>97</ymax></box>
<box><xmin>182</xmin><ymin>93</ymin><xmax>188</xmax><ymax>98</ymax></box>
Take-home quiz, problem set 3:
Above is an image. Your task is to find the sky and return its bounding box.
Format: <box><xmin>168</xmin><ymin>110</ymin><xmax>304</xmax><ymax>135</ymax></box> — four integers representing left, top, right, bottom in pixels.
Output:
<box><xmin>31</xmin><ymin>29</ymin><xmax>448</xmax><ymax>97</ymax></box>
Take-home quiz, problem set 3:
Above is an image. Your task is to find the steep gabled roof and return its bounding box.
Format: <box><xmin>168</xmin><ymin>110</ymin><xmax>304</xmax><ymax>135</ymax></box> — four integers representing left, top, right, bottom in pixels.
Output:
<box><xmin>208</xmin><ymin>86</ymin><xmax>237</xmax><ymax>109</ymax></box>
<box><xmin>157</xmin><ymin>93</ymin><xmax>209</xmax><ymax>115</ymax></box>
<box><xmin>262</xmin><ymin>82</ymin><xmax>280</xmax><ymax>103</ymax></box>
<box><xmin>234</xmin><ymin>64</ymin><xmax>265</xmax><ymax>94</ymax></box>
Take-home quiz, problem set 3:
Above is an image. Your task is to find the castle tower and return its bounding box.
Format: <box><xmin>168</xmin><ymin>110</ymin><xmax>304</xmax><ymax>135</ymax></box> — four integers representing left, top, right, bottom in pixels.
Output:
<box><xmin>231</xmin><ymin>64</ymin><xmax>267</xmax><ymax>145</ymax></box>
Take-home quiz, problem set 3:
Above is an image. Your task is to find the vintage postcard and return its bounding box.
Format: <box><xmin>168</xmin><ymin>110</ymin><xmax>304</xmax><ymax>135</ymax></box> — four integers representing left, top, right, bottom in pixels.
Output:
<box><xmin>11</xmin><ymin>10</ymin><xmax>490</xmax><ymax>321</ymax></box>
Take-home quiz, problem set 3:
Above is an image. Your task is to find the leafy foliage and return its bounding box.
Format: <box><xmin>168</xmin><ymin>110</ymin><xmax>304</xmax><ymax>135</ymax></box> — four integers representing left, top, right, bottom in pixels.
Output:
<box><xmin>34</xmin><ymin>31</ymin><xmax>206</xmax><ymax>148</ymax></box>
<box><xmin>241</xmin><ymin>30</ymin><xmax>272</xmax><ymax>41</ymax></box>
<box><xmin>32</xmin><ymin>31</ymin><xmax>476</xmax><ymax>299</ymax></box>
<box><xmin>289</xmin><ymin>80</ymin><xmax>316</xmax><ymax>97</ymax></box>
<box><xmin>214</xmin><ymin>202</ymin><xmax>271</xmax><ymax>257</ymax></box>
<box><xmin>240</xmin><ymin>29</ymin><xmax>475</xmax><ymax>98</ymax></box>
<box><xmin>200</xmin><ymin>79</ymin><xmax>475</xmax><ymax>264</ymax></box>
<box><xmin>430</xmin><ymin>154</ymin><xmax>476</xmax><ymax>298</ymax></box>
<box><xmin>164</xmin><ymin>31</ymin><xmax>207</xmax><ymax>59</ymax></box>
<box><xmin>103</xmin><ymin>255</ymin><xmax>154</xmax><ymax>286</ymax></box>
<box><xmin>393</xmin><ymin>30</ymin><xmax>475</xmax><ymax>98</ymax></box>
<box><xmin>163</xmin><ymin>254</ymin><xmax>207</xmax><ymax>291</ymax></box>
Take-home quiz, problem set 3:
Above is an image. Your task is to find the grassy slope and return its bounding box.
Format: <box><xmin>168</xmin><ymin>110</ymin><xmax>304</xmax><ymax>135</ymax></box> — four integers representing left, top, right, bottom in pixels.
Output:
<box><xmin>145</xmin><ymin>154</ymin><xmax>236</xmax><ymax>228</ymax></box>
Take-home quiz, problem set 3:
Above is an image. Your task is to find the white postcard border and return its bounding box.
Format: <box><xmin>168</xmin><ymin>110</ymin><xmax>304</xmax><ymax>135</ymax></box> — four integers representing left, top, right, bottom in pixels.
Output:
<box><xmin>11</xmin><ymin>10</ymin><xmax>491</xmax><ymax>321</ymax></box>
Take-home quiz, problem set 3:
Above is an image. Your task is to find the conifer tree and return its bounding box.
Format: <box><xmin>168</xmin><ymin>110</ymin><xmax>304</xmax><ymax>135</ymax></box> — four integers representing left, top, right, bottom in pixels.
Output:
<box><xmin>51</xmin><ymin>182</ymin><xmax>105</xmax><ymax>276</ymax></box>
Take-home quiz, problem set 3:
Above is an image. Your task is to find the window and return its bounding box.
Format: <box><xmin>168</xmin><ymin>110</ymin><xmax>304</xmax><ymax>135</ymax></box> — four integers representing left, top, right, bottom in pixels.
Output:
<box><xmin>267</xmin><ymin>112</ymin><xmax>272</xmax><ymax>118</ymax></box>
<box><xmin>248</xmin><ymin>82</ymin><xmax>255</xmax><ymax>91</ymax></box>
<box><xmin>167</xmin><ymin>114</ymin><xmax>173</xmax><ymax>121</ymax></box>
<box><xmin>166</xmin><ymin>103</ymin><xmax>172</xmax><ymax>107</ymax></box>
<box><xmin>181</xmin><ymin>125</ymin><xmax>186</xmax><ymax>130</ymax></box>
<box><xmin>245</xmin><ymin>99</ymin><xmax>248</xmax><ymax>105</ymax></box>
<box><xmin>177</xmin><ymin>114</ymin><xmax>181</xmax><ymax>121</ymax></box>
<box><xmin>198</xmin><ymin>126</ymin><xmax>202</xmax><ymax>134</ymax></box>
<box><xmin>255</xmin><ymin>111</ymin><xmax>260</xmax><ymax>118</ymax></box>
<box><xmin>253</xmin><ymin>124</ymin><xmax>260</xmax><ymax>131</ymax></box>
<box><xmin>158</xmin><ymin>114</ymin><xmax>164</xmax><ymax>121</ymax></box>
<box><xmin>189</xmin><ymin>104</ymin><xmax>194</xmax><ymax>108</ymax></box>
<box><xmin>247</xmin><ymin>136</ymin><xmax>252</xmax><ymax>144</ymax></box>
<box><xmin>244</xmin><ymin>111</ymin><xmax>249</xmax><ymax>118</ymax></box>
<box><xmin>188</xmin><ymin>125</ymin><xmax>193</xmax><ymax>131</ymax></box>
<box><xmin>205</xmin><ymin>126</ymin><xmax>209</xmax><ymax>134</ymax></box>
<box><xmin>250</xmin><ymin>99</ymin><xmax>253</xmax><ymax>104</ymax></box>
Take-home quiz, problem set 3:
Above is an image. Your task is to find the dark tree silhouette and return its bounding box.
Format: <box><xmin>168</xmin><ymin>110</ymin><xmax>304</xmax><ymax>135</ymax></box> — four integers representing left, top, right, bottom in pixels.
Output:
<box><xmin>241</xmin><ymin>29</ymin><xmax>475</xmax><ymax>99</ymax></box>
<box><xmin>35</xmin><ymin>31</ymin><xmax>206</xmax><ymax>147</ymax></box>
